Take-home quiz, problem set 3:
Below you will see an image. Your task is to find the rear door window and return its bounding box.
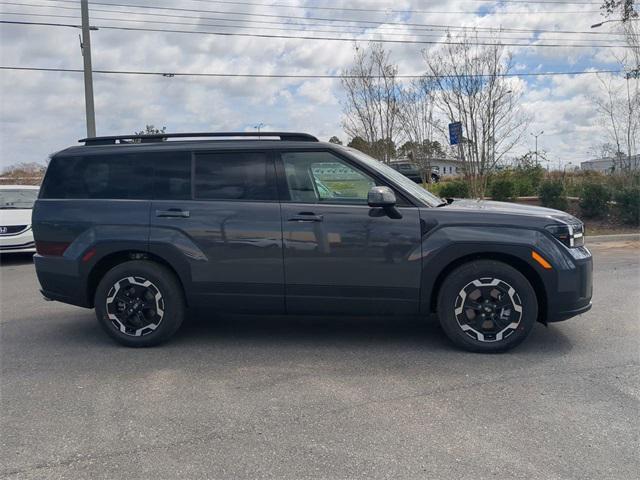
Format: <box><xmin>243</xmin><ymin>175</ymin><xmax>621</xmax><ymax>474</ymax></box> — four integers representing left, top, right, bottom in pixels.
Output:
<box><xmin>152</xmin><ymin>154</ymin><xmax>191</xmax><ymax>200</ymax></box>
<box><xmin>194</xmin><ymin>151</ymin><xmax>277</xmax><ymax>201</ymax></box>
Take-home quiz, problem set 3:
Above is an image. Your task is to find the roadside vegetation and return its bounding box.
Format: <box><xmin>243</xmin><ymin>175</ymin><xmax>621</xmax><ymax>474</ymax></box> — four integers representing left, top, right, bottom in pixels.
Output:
<box><xmin>429</xmin><ymin>168</ymin><xmax>640</xmax><ymax>231</ymax></box>
<box><xmin>0</xmin><ymin>162</ymin><xmax>46</xmax><ymax>186</ymax></box>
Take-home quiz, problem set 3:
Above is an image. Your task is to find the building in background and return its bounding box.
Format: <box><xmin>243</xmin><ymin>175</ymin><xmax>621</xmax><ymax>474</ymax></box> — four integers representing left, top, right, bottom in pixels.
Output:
<box><xmin>430</xmin><ymin>158</ymin><xmax>464</xmax><ymax>177</ymax></box>
<box><xmin>581</xmin><ymin>154</ymin><xmax>640</xmax><ymax>173</ymax></box>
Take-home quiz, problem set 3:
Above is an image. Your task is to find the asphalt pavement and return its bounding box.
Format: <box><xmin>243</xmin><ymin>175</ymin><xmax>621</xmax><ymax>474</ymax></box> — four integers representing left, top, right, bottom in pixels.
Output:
<box><xmin>1</xmin><ymin>241</ymin><xmax>639</xmax><ymax>479</ymax></box>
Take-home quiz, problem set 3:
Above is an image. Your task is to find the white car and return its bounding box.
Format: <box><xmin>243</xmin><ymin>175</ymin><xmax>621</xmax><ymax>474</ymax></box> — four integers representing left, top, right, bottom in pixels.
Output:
<box><xmin>0</xmin><ymin>185</ymin><xmax>39</xmax><ymax>254</ymax></box>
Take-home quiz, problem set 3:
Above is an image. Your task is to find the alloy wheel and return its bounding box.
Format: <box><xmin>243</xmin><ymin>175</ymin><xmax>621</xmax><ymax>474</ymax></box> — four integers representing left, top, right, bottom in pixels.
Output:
<box><xmin>105</xmin><ymin>276</ymin><xmax>165</xmax><ymax>337</ymax></box>
<box><xmin>453</xmin><ymin>277</ymin><xmax>523</xmax><ymax>343</ymax></box>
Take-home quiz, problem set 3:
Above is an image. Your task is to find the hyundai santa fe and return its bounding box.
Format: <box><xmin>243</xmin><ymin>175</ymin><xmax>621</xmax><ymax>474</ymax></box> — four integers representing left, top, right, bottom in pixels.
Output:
<box><xmin>32</xmin><ymin>132</ymin><xmax>593</xmax><ymax>352</ymax></box>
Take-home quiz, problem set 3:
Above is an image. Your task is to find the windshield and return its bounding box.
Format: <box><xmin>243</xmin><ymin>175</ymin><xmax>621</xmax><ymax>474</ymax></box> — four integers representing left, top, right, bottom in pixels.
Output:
<box><xmin>341</xmin><ymin>147</ymin><xmax>445</xmax><ymax>207</ymax></box>
<box><xmin>0</xmin><ymin>188</ymin><xmax>39</xmax><ymax>209</ymax></box>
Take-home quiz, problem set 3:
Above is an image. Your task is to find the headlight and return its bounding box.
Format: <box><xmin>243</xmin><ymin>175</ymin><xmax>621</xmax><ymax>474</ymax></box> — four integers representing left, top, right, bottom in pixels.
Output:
<box><xmin>546</xmin><ymin>223</ymin><xmax>584</xmax><ymax>248</ymax></box>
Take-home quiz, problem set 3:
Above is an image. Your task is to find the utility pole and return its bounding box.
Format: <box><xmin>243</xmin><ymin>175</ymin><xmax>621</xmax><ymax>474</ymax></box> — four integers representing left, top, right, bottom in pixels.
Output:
<box><xmin>80</xmin><ymin>0</ymin><xmax>96</xmax><ymax>137</ymax></box>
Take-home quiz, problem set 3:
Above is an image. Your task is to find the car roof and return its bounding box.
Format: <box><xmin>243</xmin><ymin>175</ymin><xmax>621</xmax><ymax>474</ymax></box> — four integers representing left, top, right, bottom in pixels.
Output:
<box><xmin>0</xmin><ymin>184</ymin><xmax>40</xmax><ymax>190</ymax></box>
<box><xmin>54</xmin><ymin>140</ymin><xmax>338</xmax><ymax>157</ymax></box>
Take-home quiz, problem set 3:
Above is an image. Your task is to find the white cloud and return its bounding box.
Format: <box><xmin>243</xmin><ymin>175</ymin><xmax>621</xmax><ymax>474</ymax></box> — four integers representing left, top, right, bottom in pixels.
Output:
<box><xmin>0</xmin><ymin>0</ymin><xmax>635</xmax><ymax>169</ymax></box>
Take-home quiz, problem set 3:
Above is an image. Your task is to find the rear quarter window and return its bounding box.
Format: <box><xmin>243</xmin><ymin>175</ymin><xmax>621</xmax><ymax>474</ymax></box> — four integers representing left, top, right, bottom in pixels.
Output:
<box><xmin>41</xmin><ymin>152</ymin><xmax>191</xmax><ymax>200</ymax></box>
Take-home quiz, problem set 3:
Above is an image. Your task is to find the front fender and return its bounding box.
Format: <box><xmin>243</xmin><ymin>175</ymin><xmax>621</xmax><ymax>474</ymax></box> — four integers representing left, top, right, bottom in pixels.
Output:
<box><xmin>419</xmin><ymin>225</ymin><xmax>572</xmax><ymax>315</ymax></box>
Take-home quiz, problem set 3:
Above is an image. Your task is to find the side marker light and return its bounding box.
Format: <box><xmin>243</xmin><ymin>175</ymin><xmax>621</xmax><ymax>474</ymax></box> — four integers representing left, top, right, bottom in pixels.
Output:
<box><xmin>532</xmin><ymin>251</ymin><xmax>552</xmax><ymax>270</ymax></box>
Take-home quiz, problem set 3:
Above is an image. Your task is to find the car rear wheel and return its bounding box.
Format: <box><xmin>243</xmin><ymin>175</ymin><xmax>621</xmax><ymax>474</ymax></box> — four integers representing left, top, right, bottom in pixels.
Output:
<box><xmin>94</xmin><ymin>260</ymin><xmax>185</xmax><ymax>347</ymax></box>
<box><xmin>437</xmin><ymin>260</ymin><xmax>537</xmax><ymax>353</ymax></box>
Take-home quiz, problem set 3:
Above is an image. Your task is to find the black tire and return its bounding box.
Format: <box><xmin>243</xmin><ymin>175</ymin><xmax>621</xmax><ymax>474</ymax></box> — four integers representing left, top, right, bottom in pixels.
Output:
<box><xmin>94</xmin><ymin>260</ymin><xmax>185</xmax><ymax>347</ymax></box>
<box><xmin>437</xmin><ymin>260</ymin><xmax>537</xmax><ymax>353</ymax></box>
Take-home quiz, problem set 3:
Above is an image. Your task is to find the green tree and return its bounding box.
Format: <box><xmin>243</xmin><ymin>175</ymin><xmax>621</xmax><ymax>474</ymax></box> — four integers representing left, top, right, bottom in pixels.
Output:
<box><xmin>135</xmin><ymin>125</ymin><xmax>167</xmax><ymax>135</ymax></box>
<box><xmin>328</xmin><ymin>136</ymin><xmax>343</xmax><ymax>145</ymax></box>
<box><xmin>398</xmin><ymin>140</ymin><xmax>444</xmax><ymax>160</ymax></box>
<box><xmin>371</xmin><ymin>138</ymin><xmax>397</xmax><ymax>161</ymax></box>
<box><xmin>347</xmin><ymin>136</ymin><xmax>373</xmax><ymax>155</ymax></box>
<box><xmin>133</xmin><ymin>125</ymin><xmax>167</xmax><ymax>143</ymax></box>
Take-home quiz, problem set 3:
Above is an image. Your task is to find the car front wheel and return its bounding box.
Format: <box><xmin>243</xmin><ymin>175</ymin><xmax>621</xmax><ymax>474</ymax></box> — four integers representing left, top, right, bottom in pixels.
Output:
<box><xmin>437</xmin><ymin>260</ymin><xmax>538</xmax><ymax>352</ymax></box>
<box><xmin>94</xmin><ymin>260</ymin><xmax>185</xmax><ymax>347</ymax></box>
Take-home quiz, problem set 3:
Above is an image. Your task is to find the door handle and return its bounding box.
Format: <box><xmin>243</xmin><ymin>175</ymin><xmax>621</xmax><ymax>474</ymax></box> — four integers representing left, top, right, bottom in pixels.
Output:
<box><xmin>155</xmin><ymin>209</ymin><xmax>190</xmax><ymax>218</ymax></box>
<box><xmin>288</xmin><ymin>212</ymin><xmax>323</xmax><ymax>222</ymax></box>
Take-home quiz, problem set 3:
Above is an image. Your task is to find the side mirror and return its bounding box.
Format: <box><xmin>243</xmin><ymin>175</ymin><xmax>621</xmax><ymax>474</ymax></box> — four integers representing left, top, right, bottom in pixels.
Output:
<box><xmin>367</xmin><ymin>186</ymin><xmax>396</xmax><ymax>208</ymax></box>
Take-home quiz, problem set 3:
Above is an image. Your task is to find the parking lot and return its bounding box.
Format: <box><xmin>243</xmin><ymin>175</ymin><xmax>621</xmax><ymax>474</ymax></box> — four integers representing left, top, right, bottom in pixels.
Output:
<box><xmin>1</xmin><ymin>240</ymin><xmax>638</xmax><ymax>479</ymax></box>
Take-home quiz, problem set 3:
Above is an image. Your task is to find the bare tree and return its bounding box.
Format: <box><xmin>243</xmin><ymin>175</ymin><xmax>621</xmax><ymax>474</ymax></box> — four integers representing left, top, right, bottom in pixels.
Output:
<box><xmin>621</xmin><ymin>20</ymin><xmax>640</xmax><ymax>172</ymax></box>
<box><xmin>421</xmin><ymin>34</ymin><xmax>529</xmax><ymax>197</ymax></box>
<box><xmin>600</xmin><ymin>0</ymin><xmax>638</xmax><ymax>23</ymax></box>
<box><xmin>592</xmin><ymin>17</ymin><xmax>639</xmax><ymax>174</ymax></box>
<box><xmin>593</xmin><ymin>72</ymin><xmax>639</xmax><ymax>173</ymax></box>
<box><xmin>0</xmin><ymin>162</ymin><xmax>47</xmax><ymax>185</ymax></box>
<box><xmin>397</xmin><ymin>78</ymin><xmax>441</xmax><ymax>184</ymax></box>
<box><xmin>341</xmin><ymin>43</ymin><xmax>400</xmax><ymax>163</ymax></box>
<box><xmin>621</xmin><ymin>17</ymin><xmax>639</xmax><ymax>69</ymax></box>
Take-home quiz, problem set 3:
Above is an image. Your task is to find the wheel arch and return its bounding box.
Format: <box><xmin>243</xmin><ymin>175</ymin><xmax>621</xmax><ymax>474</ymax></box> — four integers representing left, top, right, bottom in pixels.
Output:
<box><xmin>86</xmin><ymin>250</ymin><xmax>188</xmax><ymax>308</ymax></box>
<box><xmin>429</xmin><ymin>251</ymin><xmax>548</xmax><ymax>323</ymax></box>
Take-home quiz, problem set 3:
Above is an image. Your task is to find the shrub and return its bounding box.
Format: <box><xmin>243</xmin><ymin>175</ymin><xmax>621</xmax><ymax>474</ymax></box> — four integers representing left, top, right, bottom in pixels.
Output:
<box><xmin>579</xmin><ymin>182</ymin><xmax>610</xmax><ymax>218</ymax></box>
<box><xmin>613</xmin><ymin>186</ymin><xmax>640</xmax><ymax>225</ymax></box>
<box><xmin>513</xmin><ymin>177</ymin><xmax>535</xmax><ymax>196</ymax></box>
<box><xmin>489</xmin><ymin>177</ymin><xmax>517</xmax><ymax>201</ymax></box>
<box><xmin>514</xmin><ymin>164</ymin><xmax>545</xmax><ymax>192</ymax></box>
<box><xmin>539</xmin><ymin>179</ymin><xmax>567</xmax><ymax>211</ymax></box>
<box><xmin>438</xmin><ymin>180</ymin><xmax>470</xmax><ymax>198</ymax></box>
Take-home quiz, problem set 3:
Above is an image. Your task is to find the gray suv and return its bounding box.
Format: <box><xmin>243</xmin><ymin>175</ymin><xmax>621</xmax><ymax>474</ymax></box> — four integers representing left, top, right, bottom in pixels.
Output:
<box><xmin>33</xmin><ymin>132</ymin><xmax>593</xmax><ymax>352</ymax></box>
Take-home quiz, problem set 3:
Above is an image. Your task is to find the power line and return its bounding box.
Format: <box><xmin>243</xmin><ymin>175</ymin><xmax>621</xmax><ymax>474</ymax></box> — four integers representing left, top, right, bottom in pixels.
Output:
<box><xmin>462</xmin><ymin>1</ymin><xmax>601</xmax><ymax>3</ymax></box>
<box><xmin>3</xmin><ymin>1</ymin><xmax>632</xmax><ymax>41</ymax></box>
<box><xmin>29</xmin><ymin>0</ymin><xmax>623</xmax><ymax>33</ymax></box>
<box><xmin>0</xmin><ymin>65</ymin><xmax>624</xmax><ymax>78</ymax></box>
<box><xmin>192</xmin><ymin>0</ymin><xmax>607</xmax><ymax>5</ymax></box>
<box><xmin>172</xmin><ymin>0</ymin><xmax>603</xmax><ymax>15</ymax></box>
<box><xmin>6</xmin><ymin>0</ymin><xmax>631</xmax><ymax>36</ymax></box>
<box><xmin>0</xmin><ymin>19</ymin><xmax>632</xmax><ymax>48</ymax></box>
<box><xmin>1</xmin><ymin>11</ymin><xmax>629</xmax><ymax>44</ymax></box>
<box><xmin>0</xmin><ymin>4</ymin><xmax>559</xmax><ymax>38</ymax></box>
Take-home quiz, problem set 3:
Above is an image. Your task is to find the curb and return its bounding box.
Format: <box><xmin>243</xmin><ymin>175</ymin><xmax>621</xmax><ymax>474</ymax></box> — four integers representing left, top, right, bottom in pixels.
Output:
<box><xmin>587</xmin><ymin>233</ymin><xmax>640</xmax><ymax>243</ymax></box>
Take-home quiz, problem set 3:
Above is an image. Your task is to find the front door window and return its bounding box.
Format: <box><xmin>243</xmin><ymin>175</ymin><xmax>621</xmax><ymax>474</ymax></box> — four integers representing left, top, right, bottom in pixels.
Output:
<box><xmin>281</xmin><ymin>151</ymin><xmax>375</xmax><ymax>204</ymax></box>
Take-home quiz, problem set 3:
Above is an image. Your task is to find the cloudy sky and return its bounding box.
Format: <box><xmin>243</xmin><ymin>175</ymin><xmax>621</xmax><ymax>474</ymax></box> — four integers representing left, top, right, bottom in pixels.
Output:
<box><xmin>0</xmin><ymin>0</ymin><xmax>636</xmax><ymax>170</ymax></box>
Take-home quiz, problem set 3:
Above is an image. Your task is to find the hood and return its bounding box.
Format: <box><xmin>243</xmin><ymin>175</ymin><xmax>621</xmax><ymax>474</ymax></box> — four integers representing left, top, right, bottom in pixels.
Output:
<box><xmin>443</xmin><ymin>198</ymin><xmax>579</xmax><ymax>223</ymax></box>
<box><xmin>0</xmin><ymin>208</ymin><xmax>33</xmax><ymax>226</ymax></box>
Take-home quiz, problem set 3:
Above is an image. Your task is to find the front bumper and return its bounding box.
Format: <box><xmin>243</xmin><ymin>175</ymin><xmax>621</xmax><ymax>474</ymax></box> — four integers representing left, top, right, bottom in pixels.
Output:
<box><xmin>545</xmin><ymin>247</ymin><xmax>593</xmax><ymax>323</ymax></box>
<box><xmin>550</xmin><ymin>302</ymin><xmax>592</xmax><ymax>323</ymax></box>
<box><xmin>0</xmin><ymin>227</ymin><xmax>35</xmax><ymax>253</ymax></box>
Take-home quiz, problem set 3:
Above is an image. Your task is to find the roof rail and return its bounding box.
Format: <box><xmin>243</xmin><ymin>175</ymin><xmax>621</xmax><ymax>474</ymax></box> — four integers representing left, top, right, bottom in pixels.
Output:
<box><xmin>79</xmin><ymin>131</ymin><xmax>319</xmax><ymax>145</ymax></box>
